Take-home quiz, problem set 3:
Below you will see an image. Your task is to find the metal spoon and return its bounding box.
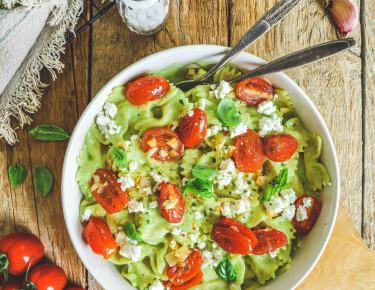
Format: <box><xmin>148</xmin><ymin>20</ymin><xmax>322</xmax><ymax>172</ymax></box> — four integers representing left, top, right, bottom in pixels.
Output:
<box><xmin>176</xmin><ymin>0</ymin><xmax>303</xmax><ymax>91</ymax></box>
<box><xmin>225</xmin><ymin>38</ymin><xmax>357</xmax><ymax>84</ymax></box>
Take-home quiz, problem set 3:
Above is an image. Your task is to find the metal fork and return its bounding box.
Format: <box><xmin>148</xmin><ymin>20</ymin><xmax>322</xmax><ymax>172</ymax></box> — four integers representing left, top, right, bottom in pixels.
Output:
<box><xmin>176</xmin><ymin>0</ymin><xmax>303</xmax><ymax>91</ymax></box>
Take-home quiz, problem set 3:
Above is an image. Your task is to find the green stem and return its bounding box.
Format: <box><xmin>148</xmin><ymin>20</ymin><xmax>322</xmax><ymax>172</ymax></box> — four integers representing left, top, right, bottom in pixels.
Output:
<box><xmin>0</xmin><ymin>251</ymin><xmax>9</xmax><ymax>286</ymax></box>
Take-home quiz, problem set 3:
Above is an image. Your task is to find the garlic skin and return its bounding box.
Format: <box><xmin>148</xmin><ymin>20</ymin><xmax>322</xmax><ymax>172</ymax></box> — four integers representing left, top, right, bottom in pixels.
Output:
<box><xmin>326</xmin><ymin>0</ymin><xmax>359</xmax><ymax>36</ymax></box>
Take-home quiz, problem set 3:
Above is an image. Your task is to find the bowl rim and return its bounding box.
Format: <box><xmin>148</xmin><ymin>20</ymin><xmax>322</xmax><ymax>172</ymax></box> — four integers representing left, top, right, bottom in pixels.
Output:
<box><xmin>62</xmin><ymin>44</ymin><xmax>340</xmax><ymax>290</ymax></box>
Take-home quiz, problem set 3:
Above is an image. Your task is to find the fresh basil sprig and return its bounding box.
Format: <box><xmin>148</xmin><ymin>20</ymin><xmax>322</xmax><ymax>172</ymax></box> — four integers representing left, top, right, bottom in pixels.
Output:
<box><xmin>263</xmin><ymin>169</ymin><xmax>288</xmax><ymax>202</ymax></box>
<box><xmin>215</xmin><ymin>257</ymin><xmax>237</xmax><ymax>283</ymax></box>
<box><xmin>34</xmin><ymin>165</ymin><xmax>53</xmax><ymax>197</ymax></box>
<box><xmin>192</xmin><ymin>165</ymin><xmax>221</xmax><ymax>179</ymax></box>
<box><xmin>8</xmin><ymin>161</ymin><xmax>27</xmax><ymax>188</ymax></box>
<box><xmin>217</xmin><ymin>98</ymin><xmax>241</xmax><ymax>126</ymax></box>
<box><xmin>112</xmin><ymin>147</ymin><xmax>127</xmax><ymax>168</ymax></box>
<box><xmin>124</xmin><ymin>221</ymin><xmax>142</xmax><ymax>242</ymax></box>
<box><xmin>29</xmin><ymin>125</ymin><xmax>70</xmax><ymax>141</ymax></box>
<box><xmin>182</xmin><ymin>178</ymin><xmax>214</xmax><ymax>198</ymax></box>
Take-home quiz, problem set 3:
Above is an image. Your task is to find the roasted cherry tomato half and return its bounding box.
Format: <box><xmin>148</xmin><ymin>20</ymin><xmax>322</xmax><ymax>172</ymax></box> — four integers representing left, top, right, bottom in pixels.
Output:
<box><xmin>23</xmin><ymin>264</ymin><xmax>67</xmax><ymax>290</ymax></box>
<box><xmin>263</xmin><ymin>133</ymin><xmax>298</xmax><ymax>162</ymax></box>
<box><xmin>159</xmin><ymin>184</ymin><xmax>185</xmax><ymax>224</ymax></box>
<box><xmin>83</xmin><ymin>217</ymin><xmax>117</xmax><ymax>259</ymax></box>
<box><xmin>126</xmin><ymin>76</ymin><xmax>170</xmax><ymax>106</ymax></box>
<box><xmin>236</xmin><ymin>77</ymin><xmax>274</xmax><ymax>107</ymax></box>
<box><xmin>212</xmin><ymin>217</ymin><xmax>257</xmax><ymax>255</ymax></box>
<box><xmin>234</xmin><ymin>129</ymin><xmax>265</xmax><ymax>173</ymax></box>
<box><xmin>292</xmin><ymin>195</ymin><xmax>322</xmax><ymax>235</ymax></box>
<box><xmin>177</xmin><ymin>108</ymin><xmax>207</xmax><ymax>148</ymax></box>
<box><xmin>0</xmin><ymin>232</ymin><xmax>44</xmax><ymax>281</ymax></box>
<box><xmin>164</xmin><ymin>270</ymin><xmax>203</xmax><ymax>290</ymax></box>
<box><xmin>2</xmin><ymin>277</ymin><xmax>24</xmax><ymax>290</ymax></box>
<box><xmin>252</xmin><ymin>228</ymin><xmax>288</xmax><ymax>255</ymax></box>
<box><xmin>142</xmin><ymin>129</ymin><xmax>184</xmax><ymax>161</ymax></box>
<box><xmin>166</xmin><ymin>249</ymin><xmax>202</xmax><ymax>286</ymax></box>
<box><xmin>91</xmin><ymin>168</ymin><xmax>129</xmax><ymax>214</ymax></box>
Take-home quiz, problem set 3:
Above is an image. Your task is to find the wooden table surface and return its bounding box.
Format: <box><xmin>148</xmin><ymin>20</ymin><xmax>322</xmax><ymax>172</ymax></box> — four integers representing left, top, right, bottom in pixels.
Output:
<box><xmin>1</xmin><ymin>0</ymin><xmax>373</xmax><ymax>288</ymax></box>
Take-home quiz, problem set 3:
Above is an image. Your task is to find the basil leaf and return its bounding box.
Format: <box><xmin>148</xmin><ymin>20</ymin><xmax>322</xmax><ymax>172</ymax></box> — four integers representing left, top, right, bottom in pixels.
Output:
<box><xmin>215</xmin><ymin>257</ymin><xmax>237</xmax><ymax>283</ymax></box>
<box><xmin>277</xmin><ymin>168</ymin><xmax>288</xmax><ymax>189</ymax></box>
<box><xmin>124</xmin><ymin>222</ymin><xmax>142</xmax><ymax>242</ymax></box>
<box><xmin>192</xmin><ymin>165</ymin><xmax>221</xmax><ymax>179</ymax></box>
<box><xmin>112</xmin><ymin>147</ymin><xmax>127</xmax><ymax>168</ymax></box>
<box><xmin>217</xmin><ymin>98</ymin><xmax>242</xmax><ymax>126</ymax></box>
<box><xmin>182</xmin><ymin>178</ymin><xmax>213</xmax><ymax>198</ymax></box>
<box><xmin>29</xmin><ymin>125</ymin><xmax>69</xmax><ymax>141</ymax></box>
<box><xmin>8</xmin><ymin>161</ymin><xmax>27</xmax><ymax>188</ymax></box>
<box><xmin>34</xmin><ymin>165</ymin><xmax>53</xmax><ymax>197</ymax></box>
<box><xmin>263</xmin><ymin>187</ymin><xmax>279</xmax><ymax>202</ymax></box>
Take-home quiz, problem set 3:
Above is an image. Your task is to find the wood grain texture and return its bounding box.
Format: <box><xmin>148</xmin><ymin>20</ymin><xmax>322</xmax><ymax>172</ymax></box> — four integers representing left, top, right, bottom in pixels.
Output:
<box><xmin>0</xmin><ymin>0</ymin><xmax>370</xmax><ymax>288</ymax></box>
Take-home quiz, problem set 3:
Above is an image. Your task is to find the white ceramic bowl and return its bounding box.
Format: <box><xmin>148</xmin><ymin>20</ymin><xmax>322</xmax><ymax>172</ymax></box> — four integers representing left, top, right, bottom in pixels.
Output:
<box><xmin>62</xmin><ymin>45</ymin><xmax>340</xmax><ymax>290</ymax></box>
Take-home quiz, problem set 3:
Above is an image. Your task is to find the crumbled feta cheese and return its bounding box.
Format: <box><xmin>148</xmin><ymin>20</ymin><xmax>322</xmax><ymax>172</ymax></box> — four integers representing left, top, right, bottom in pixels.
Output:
<box><xmin>215</xmin><ymin>159</ymin><xmax>235</xmax><ymax>189</ymax></box>
<box><xmin>194</xmin><ymin>211</ymin><xmax>204</xmax><ymax>220</ymax></box>
<box><xmin>188</xmin><ymin>109</ymin><xmax>194</xmax><ymax>117</ymax></box>
<box><xmin>303</xmin><ymin>197</ymin><xmax>312</xmax><ymax>208</ymax></box>
<box><xmin>198</xmin><ymin>98</ymin><xmax>206</xmax><ymax>110</ymax></box>
<box><xmin>206</xmin><ymin>128</ymin><xmax>212</xmax><ymax>137</ymax></box>
<box><xmin>151</xmin><ymin>86</ymin><xmax>164</xmax><ymax>96</ymax></box>
<box><xmin>274</xmin><ymin>94</ymin><xmax>279</xmax><ymax>99</ymax></box>
<box><xmin>257</xmin><ymin>100</ymin><xmax>277</xmax><ymax>116</ymax></box>
<box><xmin>123</xmin><ymin>140</ymin><xmax>131</xmax><ymax>150</ymax></box>
<box><xmin>128</xmin><ymin>198</ymin><xmax>147</xmax><ymax>213</ymax></box>
<box><xmin>170</xmin><ymin>240</ymin><xmax>177</xmax><ymax>249</ymax></box>
<box><xmin>115</xmin><ymin>232</ymin><xmax>142</xmax><ymax>262</ymax></box>
<box><xmin>149</xmin><ymin>279</ymin><xmax>164</xmax><ymax>290</ymax></box>
<box><xmin>296</xmin><ymin>197</ymin><xmax>313</xmax><ymax>221</ymax></box>
<box><xmin>220</xmin><ymin>159</ymin><xmax>235</xmax><ymax>173</ymax></box>
<box><xmin>117</xmin><ymin>174</ymin><xmax>135</xmax><ymax>191</ymax></box>
<box><xmin>172</xmin><ymin>228</ymin><xmax>181</xmax><ymax>236</ymax></box>
<box><xmin>234</xmin><ymin>172</ymin><xmax>251</xmax><ymax>196</ymax></box>
<box><xmin>264</xmin><ymin>188</ymin><xmax>296</xmax><ymax>217</ymax></box>
<box><xmin>188</xmin><ymin>234</ymin><xmax>198</xmax><ymax>242</ymax></box>
<box><xmin>269</xmin><ymin>251</ymin><xmax>277</xmax><ymax>258</ymax></box>
<box><xmin>210</xmin><ymin>84</ymin><xmax>217</xmax><ymax>90</ymax></box>
<box><xmin>282</xmin><ymin>204</ymin><xmax>296</xmax><ymax>220</ymax></box>
<box><xmin>280</xmin><ymin>188</ymin><xmax>297</xmax><ymax>205</ymax></box>
<box><xmin>258</xmin><ymin>115</ymin><xmax>283</xmax><ymax>137</ymax></box>
<box><xmin>96</xmin><ymin>103</ymin><xmax>122</xmax><ymax>139</ymax></box>
<box><xmin>103</xmin><ymin>102</ymin><xmax>118</xmax><ymax>118</ymax></box>
<box><xmin>197</xmin><ymin>241</ymin><xmax>206</xmax><ymax>250</ymax></box>
<box><xmin>130</xmin><ymin>135</ymin><xmax>139</xmax><ymax>141</ymax></box>
<box><xmin>229</xmin><ymin>122</ymin><xmax>247</xmax><ymax>138</ymax></box>
<box><xmin>81</xmin><ymin>209</ymin><xmax>91</xmax><ymax>221</ymax></box>
<box><xmin>221</xmin><ymin>202</ymin><xmax>232</xmax><ymax>218</ymax></box>
<box><xmin>159</xmin><ymin>149</ymin><xmax>169</xmax><ymax>158</ymax></box>
<box><xmin>150</xmin><ymin>170</ymin><xmax>169</xmax><ymax>184</ymax></box>
<box><xmin>128</xmin><ymin>161</ymin><xmax>137</xmax><ymax>172</ymax></box>
<box><xmin>231</xmin><ymin>197</ymin><xmax>250</xmax><ymax>215</ymax></box>
<box><xmin>201</xmin><ymin>250</ymin><xmax>213</xmax><ymax>269</ymax></box>
<box><xmin>149</xmin><ymin>201</ymin><xmax>158</xmax><ymax>208</ymax></box>
<box><xmin>214</xmin><ymin>80</ymin><xmax>233</xmax><ymax>99</ymax></box>
<box><xmin>212</xmin><ymin>249</ymin><xmax>223</xmax><ymax>266</ymax></box>
<box><xmin>211</xmin><ymin>125</ymin><xmax>222</xmax><ymax>135</ymax></box>
<box><xmin>212</xmin><ymin>243</ymin><xmax>217</xmax><ymax>249</ymax></box>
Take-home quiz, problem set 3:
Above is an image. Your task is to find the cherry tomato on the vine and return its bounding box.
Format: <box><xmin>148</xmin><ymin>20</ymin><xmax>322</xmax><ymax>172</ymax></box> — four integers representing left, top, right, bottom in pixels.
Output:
<box><xmin>83</xmin><ymin>217</ymin><xmax>117</xmax><ymax>259</ymax></box>
<box><xmin>236</xmin><ymin>77</ymin><xmax>274</xmax><ymax>107</ymax></box>
<box><xmin>2</xmin><ymin>277</ymin><xmax>23</xmax><ymax>290</ymax></box>
<box><xmin>159</xmin><ymin>184</ymin><xmax>185</xmax><ymax>224</ymax></box>
<box><xmin>90</xmin><ymin>168</ymin><xmax>129</xmax><ymax>214</ymax></box>
<box><xmin>234</xmin><ymin>129</ymin><xmax>265</xmax><ymax>173</ymax></box>
<box><xmin>292</xmin><ymin>195</ymin><xmax>322</xmax><ymax>235</ymax></box>
<box><xmin>23</xmin><ymin>264</ymin><xmax>67</xmax><ymax>290</ymax></box>
<box><xmin>177</xmin><ymin>108</ymin><xmax>207</xmax><ymax>148</ymax></box>
<box><xmin>263</xmin><ymin>133</ymin><xmax>298</xmax><ymax>162</ymax></box>
<box><xmin>252</xmin><ymin>228</ymin><xmax>288</xmax><ymax>255</ymax></box>
<box><xmin>126</xmin><ymin>76</ymin><xmax>170</xmax><ymax>106</ymax></box>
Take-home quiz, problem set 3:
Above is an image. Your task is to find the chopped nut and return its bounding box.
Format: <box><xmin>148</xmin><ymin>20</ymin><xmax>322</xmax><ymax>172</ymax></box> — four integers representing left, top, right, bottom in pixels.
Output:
<box><xmin>280</xmin><ymin>107</ymin><xmax>293</xmax><ymax>114</ymax></box>
<box><xmin>169</xmin><ymin>150</ymin><xmax>179</xmax><ymax>157</ymax></box>
<box><xmin>166</xmin><ymin>138</ymin><xmax>179</xmax><ymax>149</ymax></box>
<box><xmin>93</xmin><ymin>175</ymin><xmax>100</xmax><ymax>183</ymax></box>
<box><xmin>225</xmin><ymin>145</ymin><xmax>236</xmax><ymax>157</ymax></box>
<box><xmin>147</xmin><ymin>138</ymin><xmax>157</xmax><ymax>148</ymax></box>
<box><xmin>91</xmin><ymin>183</ymin><xmax>100</xmax><ymax>191</ymax></box>
<box><xmin>256</xmin><ymin>176</ymin><xmax>267</xmax><ymax>187</ymax></box>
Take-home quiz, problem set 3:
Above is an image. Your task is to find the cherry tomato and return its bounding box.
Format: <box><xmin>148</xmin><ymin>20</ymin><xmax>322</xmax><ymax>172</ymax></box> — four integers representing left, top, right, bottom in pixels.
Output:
<box><xmin>236</xmin><ymin>77</ymin><xmax>274</xmax><ymax>107</ymax></box>
<box><xmin>23</xmin><ymin>264</ymin><xmax>67</xmax><ymax>290</ymax></box>
<box><xmin>91</xmin><ymin>169</ymin><xmax>129</xmax><ymax>214</ymax></box>
<box><xmin>166</xmin><ymin>249</ymin><xmax>202</xmax><ymax>286</ymax></box>
<box><xmin>211</xmin><ymin>218</ymin><xmax>257</xmax><ymax>255</ymax></box>
<box><xmin>2</xmin><ymin>277</ymin><xmax>23</xmax><ymax>290</ymax></box>
<box><xmin>142</xmin><ymin>129</ymin><xmax>184</xmax><ymax>161</ymax></box>
<box><xmin>0</xmin><ymin>233</ymin><xmax>44</xmax><ymax>280</ymax></box>
<box><xmin>263</xmin><ymin>133</ymin><xmax>298</xmax><ymax>162</ymax></box>
<box><xmin>177</xmin><ymin>108</ymin><xmax>207</xmax><ymax>148</ymax></box>
<box><xmin>164</xmin><ymin>270</ymin><xmax>203</xmax><ymax>290</ymax></box>
<box><xmin>252</xmin><ymin>228</ymin><xmax>288</xmax><ymax>255</ymax></box>
<box><xmin>66</xmin><ymin>288</ymin><xmax>86</xmax><ymax>290</ymax></box>
<box><xmin>292</xmin><ymin>195</ymin><xmax>322</xmax><ymax>235</ymax></box>
<box><xmin>159</xmin><ymin>184</ymin><xmax>185</xmax><ymax>224</ymax></box>
<box><xmin>126</xmin><ymin>76</ymin><xmax>170</xmax><ymax>106</ymax></box>
<box><xmin>234</xmin><ymin>129</ymin><xmax>265</xmax><ymax>173</ymax></box>
<box><xmin>83</xmin><ymin>217</ymin><xmax>117</xmax><ymax>259</ymax></box>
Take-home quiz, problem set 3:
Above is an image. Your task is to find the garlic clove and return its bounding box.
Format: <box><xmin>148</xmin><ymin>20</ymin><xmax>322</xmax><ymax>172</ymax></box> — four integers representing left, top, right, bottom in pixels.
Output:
<box><xmin>326</xmin><ymin>0</ymin><xmax>359</xmax><ymax>36</ymax></box>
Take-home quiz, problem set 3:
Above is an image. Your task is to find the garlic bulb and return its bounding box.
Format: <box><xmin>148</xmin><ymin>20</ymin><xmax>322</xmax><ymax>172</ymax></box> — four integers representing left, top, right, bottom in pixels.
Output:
<box><xmin>326</xmin><ymin>0</ymin><xmax>359</xmax><ymax>35</ymax></box>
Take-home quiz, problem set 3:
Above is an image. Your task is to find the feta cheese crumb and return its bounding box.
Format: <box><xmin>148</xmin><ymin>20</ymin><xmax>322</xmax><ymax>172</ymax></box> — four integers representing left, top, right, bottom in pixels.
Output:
<box><xmin>206</xmin><ymin>128</ymin><xmax>212</xmax><ymax>137</ymax></box>
<box><xmin>212</xmin><ymin>249</ymin><xmax>223</xmax><ymax>267</ymax></box>
<box><xmin>149</xmin><ymin>279</ymin><xmax>164</xmax><ymax>290</ymax></box>
<box><xmin>201</xmin><ymin>250</ymin><xmax>213</xmax><ymax>269</ymax></box>
<box><xmin>221</xmin><ymin>202</ymin><xmax>232</xmax><ymax>218</ymax></box>
<box><xmin>198</xmin><ymin>98</ymin><xmax>206</xmax><ymax>110</ymax></box>
<box><xmin>214</xmin><ymin>80</ymin><xmax>233</xmax><ymax>99</ymax></box>
<box><xmin>269</xmin><ymin>251</ymin><xmax>277</xmax><ymax>258</ymax></box>
<box><xmin>234</xmin><ymin>172</ymin><xmax>251</xmax><ymax>196</ymax></box>
<box><xmin>258</xmin><ymin>115</ymin><xmax>283</xmax><ymax>137</ymax></box>
<box><xmin>172</xmin><ymin>228</ymin><xmax>181</xmax><ymax>236</ymax></box>
<box><xmin>194</xmin><ymin>211</ymin><xmax>204</xmax><ymax>220</ymax></box>
<box><xmin>128</xmin><ymin>198</ymin><xmax>147</xmax><ymax>213</ymax></box>
<box><xmin>231</xmin><ymin>197</ymin><xmax>250</xmax><ymax>215</ymax></box>
<box><xmin>215</xmin><ymin>159</ymin><xmax>235</xmax><ymax>189</ymax></box>
<box><xmin>149</xmin><ymin>201</ymin><xmax>159</xmax><ymax>208</ymax></box>
<box><xmin>130</xmin><ymin>135</ymin><xmax>139</xmax><ymax>141</ymax></box>
<box><xmin>150</xmin><ymin>170</ymin><xmax>169</xmax><ymax>184</ymax></box>
<box><xmin>103</xmin><ymin>102</ymin><xmax>117</xmax><ymax>118</ymax></box>
<box><xmin>229</xmin><ymin>122</ymin><xmax>247</xmax><ymax>138</ymax></box>
<box><xmin>81</xmin><ymin>209</ymin><xmax>91</xmax><ymax>221</ymax></box>
<box><xmin>188</xmin><ymin>234</ymin><xmax>198</xmax><ymax>243</ymax></box>
<box><xmin>170</xmin><ymin>240</ymin><xmax>177</xmax><ymax>249</ymax></box>
<box><xmin>197</xmin><ymin>241</ymin><xmax>206</xmax><ymax>250</ymax></box>
<box><xmin>128</xmin><ymin>161</ymin><xmax>137</xmax><ymax>172</ymax></box>
<box><xmin>296</xmin><ymin>197</ymin><xmax>313</xmax><ymax>222</ymax></box>
<box><xmin>115</xmin><ymin>232</ymin><xmax>142</xmax><ymax>262</ymax></box>
<box><xmin>264</xmin><ymin>188</ymin><xmax>297</xmax><ymax>217</ymax></box>
<box><xmin>211</xmin><ymin>125</ymin><xmax>222</xmax><ymax>135</ymax></box>
<box><xmin>212</xmin><ymin>243</ymin><xmax>217</xmax><ymax>249</ymax></box>
<box><xmin>188</xmin><ymin>109</ymin><xmax>194</xmax><ymax>117</ymax></box>
<box><xmin>117</xmin><ymin>174</ymin><xmax>135</xmax><ymax>191</ymax></box>
<box><xmin>282</xmin><ymin>204</ymin><xmax>296</xmax><ymax>220</ymax></box>
<box><xmin>257</xmin><ymin>100</ymin><xmax>277</xmax><ymax>116</ymax></box>
<box><xmin>96</xmin><ymin>102</ymin><xmax>121</xmax><ymax>139</ymax></box>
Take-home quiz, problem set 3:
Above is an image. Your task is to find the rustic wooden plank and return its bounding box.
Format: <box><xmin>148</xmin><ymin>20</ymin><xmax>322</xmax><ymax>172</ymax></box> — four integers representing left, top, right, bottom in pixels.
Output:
<box><xmin>362</xmin><ymin>0</ymin><xmax>375</xmax><ymax>250</ymax></box>
<box><xmin>230</xmin><ymin>0</ymin><xmax>363</xmax><ymax>231</ymax></box>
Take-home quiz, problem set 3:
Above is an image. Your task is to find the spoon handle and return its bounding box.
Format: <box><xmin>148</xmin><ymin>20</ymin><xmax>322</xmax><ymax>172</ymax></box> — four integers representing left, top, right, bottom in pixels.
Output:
<box><xmin>203</xmin><ymin>0</ymin><xmax>303</xmax><ymax>79</ymax></box>
<box><xmin>228</xmin><ymin>38</ymin><xmax>358</xmax><ymax>83</ymax></box>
